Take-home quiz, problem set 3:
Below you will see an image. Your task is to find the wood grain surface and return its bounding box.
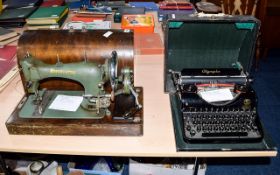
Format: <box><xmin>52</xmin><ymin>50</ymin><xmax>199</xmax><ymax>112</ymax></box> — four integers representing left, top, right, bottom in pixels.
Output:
<box><xmin>17</xmin><ymin>30</ymin><xmax>134</xmax><ymax>91</ymax></box>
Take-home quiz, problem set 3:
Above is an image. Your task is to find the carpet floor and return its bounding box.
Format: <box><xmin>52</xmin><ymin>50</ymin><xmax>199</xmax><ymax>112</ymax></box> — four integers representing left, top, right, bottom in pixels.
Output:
<box><xmin>206</xmin><ymin>49</ymin><xmax>280</xmax><ymax>175</ymax></box>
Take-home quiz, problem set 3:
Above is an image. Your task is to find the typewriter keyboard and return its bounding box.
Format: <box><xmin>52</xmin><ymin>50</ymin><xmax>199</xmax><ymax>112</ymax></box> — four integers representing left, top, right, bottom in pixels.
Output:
<box><xmin>183</xmin><ymin>109</ymin><xmax>263</xmax><ymax>142</ymax></box>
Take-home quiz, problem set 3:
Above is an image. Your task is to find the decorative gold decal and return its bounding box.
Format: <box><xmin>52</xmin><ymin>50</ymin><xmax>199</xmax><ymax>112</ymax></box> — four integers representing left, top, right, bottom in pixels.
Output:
<box><xmin>50</xmin><ymin>69</ymin><xmax>76</xmax><ymax>75</ymax></box>
<box><xmin>202</xmin><ymin>69</ymin><xmax>221</xmax><ymax>75</ymax></box>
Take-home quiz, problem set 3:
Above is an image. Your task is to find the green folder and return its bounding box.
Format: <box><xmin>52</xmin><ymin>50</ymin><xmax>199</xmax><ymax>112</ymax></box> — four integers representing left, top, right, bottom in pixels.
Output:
<box><xmin>0</xmin><ymin>7</ymin><xmax>37</xmax><ymax>21</ymax></box>
<box><xmin>28</xmin><ymin>6</ymin><xmax>68</xmax><ymax>20</ymax></box>
<box><xmin>26</xmin><ymin>6</ymin><xmax>68</xmax><ymax>24</ymax></box>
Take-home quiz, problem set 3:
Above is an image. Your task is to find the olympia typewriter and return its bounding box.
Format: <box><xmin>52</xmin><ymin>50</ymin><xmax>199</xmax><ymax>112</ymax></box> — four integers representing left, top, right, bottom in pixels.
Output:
<box><xmin>164</xmin><ymin>14</ymin><xmax>276</xmax><ymax>151</ymax></box>
<box><xmin>170</xmin><ymin>67</ymin><xmax>263</xmax><ymax>142</ymax></box>
<box><xmin>6</xmin><ymin>29</ymin><xmax>143</xmax><ymax>136</ymax></box>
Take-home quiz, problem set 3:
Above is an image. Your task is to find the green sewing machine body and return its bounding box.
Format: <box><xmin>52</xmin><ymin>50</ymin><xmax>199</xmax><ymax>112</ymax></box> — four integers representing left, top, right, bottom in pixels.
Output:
<box><xmin>18</xmin><ymin>51</ymin><xmax>141</xmax><ymax>119</ymax></box>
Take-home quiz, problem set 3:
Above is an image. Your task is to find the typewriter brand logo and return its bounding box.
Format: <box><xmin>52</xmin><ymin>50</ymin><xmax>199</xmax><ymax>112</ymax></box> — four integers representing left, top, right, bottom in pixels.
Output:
<box><xmin>202</xmin><ymin>69</ymin><xmax>221</xmax><ymax>75</ymax></box>
<box><xmin>50</xmin><ymin>69</ymin><xmax>76</xmax><ymax>75</ymax></box>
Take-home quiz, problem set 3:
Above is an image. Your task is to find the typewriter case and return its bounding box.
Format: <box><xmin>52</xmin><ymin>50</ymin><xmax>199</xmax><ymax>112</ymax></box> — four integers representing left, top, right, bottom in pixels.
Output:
<box><xmin>164</xmin><ymin>15</ymin><xmax>277</xmax><ymax>151</ymax></box>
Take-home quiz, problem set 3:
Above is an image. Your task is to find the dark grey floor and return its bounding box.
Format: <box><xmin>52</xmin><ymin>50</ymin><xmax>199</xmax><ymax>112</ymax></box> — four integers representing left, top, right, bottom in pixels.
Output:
<box><xmin>207</xmin><ymin>49</ymin><xmax>280</xmax><ymax>175</ymax></box>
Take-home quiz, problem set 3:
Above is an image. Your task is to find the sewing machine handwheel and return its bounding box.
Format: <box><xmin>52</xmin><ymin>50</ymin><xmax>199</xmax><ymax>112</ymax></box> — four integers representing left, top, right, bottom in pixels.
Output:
<box><xmin>108</xmin><ymin>51</ymin><xmax>118</xmax><ymax>91</ymax></box>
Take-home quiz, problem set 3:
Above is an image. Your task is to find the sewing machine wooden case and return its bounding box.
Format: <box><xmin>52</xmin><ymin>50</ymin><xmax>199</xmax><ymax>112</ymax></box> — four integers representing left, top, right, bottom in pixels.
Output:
<box><xmin>6</xmin><ymin>30</ymin><xmax>143</xmax><ymax>136</ymax></box>
<box><xmin>164</xmin><ymin>14</ymin><xmax>277</xmax><ymax>152</ymax></box>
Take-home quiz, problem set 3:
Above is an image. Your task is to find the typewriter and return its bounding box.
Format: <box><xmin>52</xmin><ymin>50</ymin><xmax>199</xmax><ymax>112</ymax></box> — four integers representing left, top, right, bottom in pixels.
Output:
<box><xmin>170</xmin><ymin>66</ymin><xmax>263</xmax><ymax>142</ymax></box>
<box><xmin>164</xmin><ymin>14</ymin><xmax>276</xmax><ymax>151</ymax></box>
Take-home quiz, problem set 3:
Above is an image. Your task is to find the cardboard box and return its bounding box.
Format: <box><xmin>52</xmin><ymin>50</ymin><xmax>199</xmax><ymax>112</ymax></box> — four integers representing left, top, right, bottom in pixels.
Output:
<box><xmin>121</xmin><ymin>14</ymin><xmax>154</xmax><ymax>33</ymax></box>
<box><xmin>129</xmin><ymin>159</ymin><xmax>206</xmax><ymax>175</ymax></box>
<box><xmin>134</xmin><ymin>33</ymin><xmax>164</xmax><ymax>55</ymax></box>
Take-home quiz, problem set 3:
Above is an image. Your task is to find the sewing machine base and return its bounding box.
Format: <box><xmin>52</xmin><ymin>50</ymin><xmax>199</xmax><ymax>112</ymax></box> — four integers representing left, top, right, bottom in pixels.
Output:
<box><xmin>5</xmin><ymin>88</ymin><xmax>143</xmax><ymax>136</ymax></box>
<box><xmin>19</xmin><ymin>90</ymin><xmax>108</xmax><ymax>119</ymax></box>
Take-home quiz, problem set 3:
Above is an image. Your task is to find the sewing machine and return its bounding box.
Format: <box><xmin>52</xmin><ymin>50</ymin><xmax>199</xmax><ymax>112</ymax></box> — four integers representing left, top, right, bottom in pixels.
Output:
<box><xmin>19</xmin><ymin>51</ymin><xmax>141</xmax><ymax>119</ymax></box>
<box><xmin>6</xmin><ymin>29</ymin><xmax>143</xmax><ymax>136</ymax></box>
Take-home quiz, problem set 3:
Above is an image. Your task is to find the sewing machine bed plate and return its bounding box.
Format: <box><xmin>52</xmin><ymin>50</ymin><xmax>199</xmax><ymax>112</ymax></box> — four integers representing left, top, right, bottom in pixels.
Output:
<box><xmin>20</xmin><ymin>91</ymin><xmax>108</xmax><ymax>119</ymax></box>
<box><xmin>5</xmin><ymin>88</ymin><xmax>143</xmax><ymax>136</ymax></box>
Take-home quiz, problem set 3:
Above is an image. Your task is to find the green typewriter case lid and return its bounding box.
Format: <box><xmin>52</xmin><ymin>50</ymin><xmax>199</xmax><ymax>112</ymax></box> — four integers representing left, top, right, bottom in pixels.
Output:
<box><xmin>164</xmin><ymin>14</ymin><xmax>260</xmax><ymax>92</ymax></box>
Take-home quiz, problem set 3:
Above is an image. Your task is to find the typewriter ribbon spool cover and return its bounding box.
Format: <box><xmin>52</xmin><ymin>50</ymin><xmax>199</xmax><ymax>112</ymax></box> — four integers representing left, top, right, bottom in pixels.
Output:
<box><xmin>6</xmin><ymin>30</ymin><xmax>144</xmax><ymax>136</ymax></box>
<box><xmin>164</xmin><ymin>14</ymin><xmax>277</xmax><ymax>151</ymax></box>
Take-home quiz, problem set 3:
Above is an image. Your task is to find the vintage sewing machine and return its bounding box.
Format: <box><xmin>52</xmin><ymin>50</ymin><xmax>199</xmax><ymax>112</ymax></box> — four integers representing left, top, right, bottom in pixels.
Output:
<box><xmin>19</xmin><ymin>51</ymin><xmax>141</xmax><ymax>119</ymax></box>
<box><xmin>6</xmin><ymin>30</ymin><xmax>143</xmax><ymax>136</ymax></box>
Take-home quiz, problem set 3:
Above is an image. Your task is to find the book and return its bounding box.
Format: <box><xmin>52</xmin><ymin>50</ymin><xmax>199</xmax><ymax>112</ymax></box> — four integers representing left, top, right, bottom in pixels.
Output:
<box><xmin>159</xmin><ymin>4</ymin><xmax>193</xmax><ymax>10</ymax></box>
<box><xmin>77</xmin><ymin>6</ymin><xmax>113</xmax><ymax>15</ymax></box>
<box><xmin>67</xmin><ymin>1</ymin><xmax>90</xmax><ymax>10</ymax></box>
<box><xmin>71</xmin><ymin>15</ymin><xmax>106</xmax><ymax>23</ymax></box>
<box><xmin>27</xmin><ymin>5</ymin><xmax>68</xmax><ymax>19</ymax></box>
<box><xmin>41</xmin><ymin>0</ymin><xmax>65</xmax><ymax>7</ymax></box>
<box><xmin>74</xmin><ymin>13</ymin><xmax>107</xmax><ymax>18</ymax></box>
<box><xmin>96</xmin><ymin>0</ymin><xmax>126</xmax><ymax>10</ymax></box>
<box><xmin>0</xmin><ymin>34</ymin><xmax>20</xmax><ymax>46</ymax></box>
<box><xmin>0</xmin><ymin>27</ymin><xmax>18</xmax><ymax>41</ymax></box>
<box><xmin>158</xmin><ymin>8</ymin><xmax>196</xmax><ymax>22</ymax></box>
<box><xmin>63</xmin><ymin>21</ymin><xmax>111</xmax><ymax>30</ymax></box>
<box><xmin>0</xmin><ymin>22</ymin><xmax>26</xmax><ymax>28</ymax></box>
<box><xmin>128</xmin><ymin>2</ymin><xmax>159</xmax><ymax>11</ymax></box>
<box><xmin>0</xmin><ymin>46</ymin><xmax>18</xmax><ymax>92</ymax></box>
<box><xmin>161</xmin><ymin>0</ymin><xmax>191</xmax><ymax>6</ymax></box>
<box><xmin>27</xmin><ymin>13</ymin><xmax>67</xmax><ymax>29</ymax></box>
<box><xmin>159</xmin><ymin>0</ymin><xmax>193</xmax><ymax>10</ymax></box>
<box><xmin>0</xmin><ymin>65</ymin><xmax>18</xmax><ymax>92</ymax></box>
<box><xmin>4</xmin><ymin>0</ymin><xmax>43</xmax><ymax>9</ymax></box>
<box><xmin>0</xmin><ymin>45</ymin><xmax>17</xmax><ymax>79</ymax></box>
<box><xmin>0</xmin><ymin>0</ymin><xmax>2</xmax><ymax>13</ymax></box>
<box><xmin>27</xmin><ymin>24</ymin><xmax>60</xmax><ymax>29</ymax></box>
<box><xmin>26</xmin><ymin>6</ymin><xmax>68</xmax><ymax>25</ymax></box>
<box><xmin>0</xmin><ymin>7</ymin><xmax>37</xmax><ymax>21</ymax></box>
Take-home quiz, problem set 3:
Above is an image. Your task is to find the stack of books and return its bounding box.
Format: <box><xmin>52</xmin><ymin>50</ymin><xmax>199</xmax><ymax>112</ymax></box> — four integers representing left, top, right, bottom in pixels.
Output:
<box><xmin>0</xmin><ymin>7</ymin><xmax>37</xmax><ymax>27</ymax></box>
<box><xmin>158</xmin><ymin>0</ymin><xmax>193</xmax><ymax>10</ymax></box>
<box><xmin>96</xmin><ymin>0</ymin><xmax>126</xmax><ymax>10</ymax></box>
<box><xmin>71</xmin><ymin>13</ymin><xmax>107</xmax><ymax>22</ymax></box>
<box><xmin>0</xmin><ymin>45</ymin><xmax>18</xmax><ymax>92</ymax></box>
<box><xmin>26</xmin><ymin>5</ymin><xmax>68</xmax><ymax>29</ymax></box>
<box><xmin>158</xmin><ymin>0</ymin><xmax>196</xmax><ymax>22</ymax></box>
<box><xmin>3</xmin><ymin>0</ymin><xmax>43</xmax><ymax>9</ymax></box>
<box><xmin>0</xmin><ymin>27</ymin><xmax>20</xmax><ymax>47</ymax></box>
<box><xmin>128</xmin><ymin>2</ymin><xmax>159</xmax><ymax>11</ymax></box>
<box><xmin>71</xmin><ymin>6</ymin><xmax>113</xmax><ymax>22</ymax></box>
<box><xmin>67</xmin><ymin>0</ymin><xmax>91</xmax><ymax>10</ymax></box>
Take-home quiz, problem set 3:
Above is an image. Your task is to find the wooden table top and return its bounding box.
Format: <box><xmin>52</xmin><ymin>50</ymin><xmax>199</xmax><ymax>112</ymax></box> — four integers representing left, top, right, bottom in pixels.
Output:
<box><xmin>0</xmin><ymin>54</ymin><xmax>277</xmax><ymax>157</ymax></box>
<box><xmin>0</xmin><ymin>11</ymin><xmax>277</xmax><ymax>158</ymax></box>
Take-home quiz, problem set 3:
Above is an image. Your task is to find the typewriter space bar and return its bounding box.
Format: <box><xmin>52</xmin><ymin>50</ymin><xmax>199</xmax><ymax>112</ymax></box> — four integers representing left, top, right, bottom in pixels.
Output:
<box><xmin>202</xmin><ymin>132</ymin><xmax>248</xmax><ymax>137</ymax></box>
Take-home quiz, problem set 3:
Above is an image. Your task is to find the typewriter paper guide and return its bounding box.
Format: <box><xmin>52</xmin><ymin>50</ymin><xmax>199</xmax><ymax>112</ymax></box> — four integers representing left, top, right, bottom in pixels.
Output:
<box><xmin>164</xmin><ymin>15</ymin><xmax>259</xmax><ymax>92</ymax></box>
